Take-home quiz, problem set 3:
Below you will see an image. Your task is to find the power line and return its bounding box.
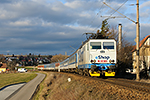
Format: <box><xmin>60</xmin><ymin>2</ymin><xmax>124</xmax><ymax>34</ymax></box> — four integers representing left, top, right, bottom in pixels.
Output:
<box><xmin>84</xmin><ymin>2</ymin><xmax>105</xmax><ymax>33</ymax></box>
<box><xmin>70</xmin><ymin>1</ymin><xmax>106</xmax><ymax>52</ymax></box>
<box><xmin>91</xmin><ymin>0</ymin><xmax>128</xmax><ymax>33</ymax></box>
<box><xmin>109</xmin><ymin>0</ymin><xmax>128</xmax><ymax>18</ymax></box>
<box><xmin>90</xmin><ymin>3</ymin><xmax>105</xmax><ymax>26</ymax></box>
<box><xmin>103</xmin><ymin>2</ymin><xmax>136</xmax><ymax>23</ymax></box>
<box><xmin>90</xmin><ymin>4</ymin><xmax>105</xmax><ymax>33</ymax></box>
<box><xmin>68</xmin><ymin>0</ymin><xmax>129</xmax><ymax>53</ymax></box>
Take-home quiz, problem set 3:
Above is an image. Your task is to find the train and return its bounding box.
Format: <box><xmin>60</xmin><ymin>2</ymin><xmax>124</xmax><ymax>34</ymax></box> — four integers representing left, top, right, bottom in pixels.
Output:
<box><xmin>38</xmin><ymin>39</ymin><xmax>117</xmax><ymax>77</ymax></box>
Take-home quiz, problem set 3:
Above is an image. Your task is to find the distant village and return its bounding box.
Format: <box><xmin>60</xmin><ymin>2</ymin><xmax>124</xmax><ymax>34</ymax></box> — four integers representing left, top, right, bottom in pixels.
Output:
<box><xmin>0</xmin><ymin>53</ymin><xmax>52</xmax><ymax>72</ymax></box>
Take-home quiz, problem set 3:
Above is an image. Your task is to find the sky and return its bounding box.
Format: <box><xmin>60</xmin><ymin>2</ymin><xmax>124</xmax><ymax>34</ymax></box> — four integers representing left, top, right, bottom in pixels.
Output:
<box><xmin>0</xmin><ymin>0</ymin><xmax>149</xmax><ymax>55</ymax></box>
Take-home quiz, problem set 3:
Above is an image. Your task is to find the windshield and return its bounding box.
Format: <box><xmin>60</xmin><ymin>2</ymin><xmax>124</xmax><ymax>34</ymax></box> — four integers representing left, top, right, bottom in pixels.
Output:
<box><xmin>103</xmin><ymin>42</ymin><xmax>114</xmax><ymax>49</ymax></box>
<box><xmin>90</xmin><ymin>42</ymin><xmax>101</xmax><ymax>49</ymax></box>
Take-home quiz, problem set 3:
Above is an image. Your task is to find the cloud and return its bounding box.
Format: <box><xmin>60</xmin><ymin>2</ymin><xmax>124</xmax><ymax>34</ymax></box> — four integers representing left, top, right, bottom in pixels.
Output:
<box><xmin>33</xmin><ymin>41</ymin><xmax>68</xmax><ymax>45</ymax></box>
<box><xmin>0</xmin><ymin>0</ymin><xmax>149</xmax><ymax>55</ymax></box>
<box><xmin>0</xmin><ymin>0</ymin><xmax>14</xmax><ymax>3</ymax></box>
<box><xmin>140</xmin><ymin>1</ymin><xmax>150</xmax><ymax>8</ymax></box>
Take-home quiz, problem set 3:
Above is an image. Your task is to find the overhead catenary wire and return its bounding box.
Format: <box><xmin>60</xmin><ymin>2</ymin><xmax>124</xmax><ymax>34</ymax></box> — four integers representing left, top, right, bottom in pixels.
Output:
<box><xmin>84</xmin><ymin>0</ymin><xmax>128</xmax><ymax>39</ymax></box>
<box><xmin>103</xmin><ymin>1</ymin><xmax>136</xmax><ymax>23</ymax></box>
<box><xmin>70</xmin><ymin>0</ymin><xmax>106</xmax><ymax>53</ymax></box>
<box><xmin>85</xmin><ymin>1</ymin><xmax>105</xmax><ymax>33</ymax></box>
<box><xmin>67</xmin><ymin>0</ymin><xmax>130</xmax><ymax>54</ymax></box>
<box><xmin>89</xmin><ymin>0</ymin><xmax>130</xmax><ymax>35</ymax></box>
<box><xmin>91</xmin><ymin>0</ymin><xmax>128</xmax><ymax>33</ymax></box>
<box><xmin>108</xmin><ymin>0</ymin><xmax>128</xmax><ymax>18</ymax></box>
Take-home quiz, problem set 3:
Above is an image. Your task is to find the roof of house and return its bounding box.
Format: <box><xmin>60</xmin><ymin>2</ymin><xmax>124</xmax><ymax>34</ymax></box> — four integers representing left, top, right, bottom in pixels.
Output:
<box><xmin>132</xmin><ymin>35</ymin><xmax>150</xmax><ymax>52</ymax></box>
<box><xmin>0</xmin><ymin>63</ymin><xmax>7</xmax><ymax>68</ymax></box>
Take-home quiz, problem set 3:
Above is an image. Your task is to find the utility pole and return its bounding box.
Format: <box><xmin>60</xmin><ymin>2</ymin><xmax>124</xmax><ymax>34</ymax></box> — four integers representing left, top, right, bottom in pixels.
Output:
<box><xmin>118</xmin><ymin>24</ymin><xmax>122</xmax><ymax>60</ymax></box>
<box><xmin>136</xmin><ymin>0</ymin><xmax>140</xmax><ymax>81</ymax></box>
<box><xmin>103</xmin><ymin>1</ymin><xmax>140</xmax><ymax>80</ymax></box>
<box><xmin>65</xmin><ymin>52</ymin><xmax>67</xmax><ymax>56</ymax></box>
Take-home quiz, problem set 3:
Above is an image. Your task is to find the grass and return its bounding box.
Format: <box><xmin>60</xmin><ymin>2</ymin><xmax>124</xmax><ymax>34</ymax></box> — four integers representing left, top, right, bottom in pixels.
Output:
<box><xmin>0</xmin><ymin>72</ymin><xmax>37</xmax><ymax>88</ymax></box>
<box><xmin>25</xmin><ymin>66</ymin><xmax>38</xmax><ymax>70</ymax></box>
<box><xmin>33</xmin><ymin>71</ymin><xmax>47</xmax><ymax>100</ymax></box>
<box><xmin>17</xmin><ymin>66</ymin><xmax>38</xmax><ymax>70</ymax></box>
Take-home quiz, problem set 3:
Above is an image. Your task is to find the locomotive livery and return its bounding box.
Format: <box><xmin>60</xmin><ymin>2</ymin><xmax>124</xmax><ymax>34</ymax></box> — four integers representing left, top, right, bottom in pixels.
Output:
<box><xmin>38</xmin><ymin>39</ymin><xmax>117</xmax><ymax>77</ymax></box>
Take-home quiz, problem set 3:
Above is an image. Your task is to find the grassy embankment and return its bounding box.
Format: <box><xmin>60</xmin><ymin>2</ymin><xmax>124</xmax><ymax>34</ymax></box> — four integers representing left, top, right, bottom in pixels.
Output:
<box><xmin>33</xmin><ymin>71</ymin><xmax>47</xmax><ymax>100</ymax></box>
<box><xmin>0</xmin><ymin>72</ymin><xmax>37</xmax><ymax>88</ymax></box>
<box><xmin>33</xmin><ymin>72</ymin><xmax>150</xmax><ymax>100</ymax></box>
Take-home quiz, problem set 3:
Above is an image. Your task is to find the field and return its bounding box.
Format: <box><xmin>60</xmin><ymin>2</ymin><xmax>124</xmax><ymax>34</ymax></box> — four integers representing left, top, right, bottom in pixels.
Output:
<box><xmin>0</xmin><ymin>72</ymin><xmax>37</xmax><ymax>89</ymax></box>
<box><xmin>17</xmin><ymin>66</ymin><xmax>38</xmax><ymax>70</ymax></box>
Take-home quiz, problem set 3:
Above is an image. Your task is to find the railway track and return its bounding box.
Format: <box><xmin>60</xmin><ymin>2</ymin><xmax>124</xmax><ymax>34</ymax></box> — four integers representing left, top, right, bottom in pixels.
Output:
<box><xmin>68</xmin><ymin>72</ymin><xmax>150</xmax><ymax>93</ymax></box>
<box><xmin>46</xmin><ymin>71</ymin><xmax>150</xmax><ymax>94</ymax></box>
<box><xmin>94</xmin><ymin>77</ymin><xmax>150</xmax><ymax>94</ymax></box>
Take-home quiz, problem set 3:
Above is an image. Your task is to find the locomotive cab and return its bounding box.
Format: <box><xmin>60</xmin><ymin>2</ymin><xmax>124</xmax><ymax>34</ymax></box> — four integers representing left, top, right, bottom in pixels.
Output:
<box><xmin>87</xmin><ymin>39</ymin><xmax>117</xmax><ymax>77</ymax></box>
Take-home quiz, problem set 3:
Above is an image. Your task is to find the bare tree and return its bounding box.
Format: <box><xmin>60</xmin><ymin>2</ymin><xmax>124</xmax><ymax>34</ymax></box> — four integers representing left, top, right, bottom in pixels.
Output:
<box><xmin>51</xmin><ymin>54</ymin><xmax>69</xmax><ymax>63</ymax></box>
<box><xmin>6</xmin><ymin>60</ymin><xmax>16</xmax><ymax>71</ymax></box>
<box><xmin>85</xmin><ymin>19</ymin><xmax>134</xmax><ymax>75</ymax></box>
<box><xmin>0</xmin><ymin>54</ymin><xmax>6</xmax><ymax>63</ymax></box>
<box><xmin>104</xmin><ymin>25</ymin><xmax>134</xmax><ymax>74</ymax></box>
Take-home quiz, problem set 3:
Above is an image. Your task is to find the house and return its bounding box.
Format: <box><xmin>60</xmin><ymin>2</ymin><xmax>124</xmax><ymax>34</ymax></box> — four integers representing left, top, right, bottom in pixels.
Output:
<box><xmin>0</xmin><ymin>62</ymin><xmax>7</xmax><ymax>73</ymax></box>
<box><xmin>132</xmin><ymin>35</ymin><xmax>150</xmax><ymax>73</ymax></box>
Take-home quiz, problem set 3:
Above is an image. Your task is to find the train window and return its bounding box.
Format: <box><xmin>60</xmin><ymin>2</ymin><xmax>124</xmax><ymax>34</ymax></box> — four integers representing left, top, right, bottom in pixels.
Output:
<box><xmin>69</xmin><ymin>55</ymin><xmax>75</xmax><ymax>64</ymax></box>
<box><xmin>83</xmin><ymin>46</ymin><xmax>85</xmax><ymax>51</ymax></box>
<box><xmin>90</xmin><ymin>42</ymin><xmax>101</xmax><ymax>49</ymax></box>
<box><xmin>103</xmin><ymin>42</ymin><xmax>114</xmax><ymax>49</ymax></box>
<box><xmin>87</xmin><ymin>43</ymin><xmax>89</xmax><ymax>51</ymax></box>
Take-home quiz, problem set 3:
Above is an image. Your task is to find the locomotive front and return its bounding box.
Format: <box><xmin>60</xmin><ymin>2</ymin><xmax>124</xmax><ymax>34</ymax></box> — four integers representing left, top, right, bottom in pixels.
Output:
<box><xmin>88</xmin><ymin>39</ymin><xmax>117</xmax><ymax>77</ymax></box>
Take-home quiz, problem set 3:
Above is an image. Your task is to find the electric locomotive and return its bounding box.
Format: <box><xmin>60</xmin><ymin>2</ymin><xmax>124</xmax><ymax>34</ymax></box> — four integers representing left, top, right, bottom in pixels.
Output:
<box><xmin>76</xmin><ymin>39</ymin><xmax>116</xmax><ymax>77</ymax></box>
<box><xmin>38</xmin><ymin>39</ymin><xmax>117</xmax><ymax>77</ymax></box>
<box><xmin>58</xmin><ymin>39</ymin><xmax>117</xmax><ymax>77</ymax></box>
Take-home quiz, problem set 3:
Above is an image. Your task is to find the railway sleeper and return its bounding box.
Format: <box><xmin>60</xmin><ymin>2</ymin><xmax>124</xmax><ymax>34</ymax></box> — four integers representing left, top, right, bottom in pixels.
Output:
<box><xmin>79</xmin><ymin>69</ymin><xmax>84</xmax><ymax>75</ymax></box>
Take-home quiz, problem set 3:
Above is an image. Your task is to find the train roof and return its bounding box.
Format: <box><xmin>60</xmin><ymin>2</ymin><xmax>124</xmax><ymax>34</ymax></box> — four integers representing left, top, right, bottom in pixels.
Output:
<box><xmin>79</xmin><ymin>38</ymin><xmax>115</xmax><ymax>49</ymax></box>
<box><xmin>69</xmin><ymin>38</ymin><xmax>116</xmax><ymax>57</ymax></box>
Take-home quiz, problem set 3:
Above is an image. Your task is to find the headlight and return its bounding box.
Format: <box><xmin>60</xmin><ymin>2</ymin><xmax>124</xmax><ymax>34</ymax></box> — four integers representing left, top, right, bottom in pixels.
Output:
<box><xmin>109</xmin><ymin>60</ymin><xmax>115</xmax><ymax>63</ymax></box>
<box><xmin>91</xmin><ymin>59</ymin><xmax>96</xmax><ymax>63</ymax></box>
<box><xmin>109</xmin><ymin>60</ymin><xmax>111</xmax><ymax>63</ymax></box>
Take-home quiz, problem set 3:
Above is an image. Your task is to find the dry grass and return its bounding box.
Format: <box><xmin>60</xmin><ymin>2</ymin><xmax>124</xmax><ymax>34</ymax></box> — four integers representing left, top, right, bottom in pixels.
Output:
<box><xmin>34</xmin><ymin>72</ymin><xmax>150</xmax><ymax>100</ymax></box>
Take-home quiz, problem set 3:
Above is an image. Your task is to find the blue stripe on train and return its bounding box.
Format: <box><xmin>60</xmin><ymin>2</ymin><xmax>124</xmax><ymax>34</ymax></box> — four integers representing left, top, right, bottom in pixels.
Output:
<box><xmin>78</xmin><ymin>63</ymin><xmax>115</xmax><ymax>70</ymax></box>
